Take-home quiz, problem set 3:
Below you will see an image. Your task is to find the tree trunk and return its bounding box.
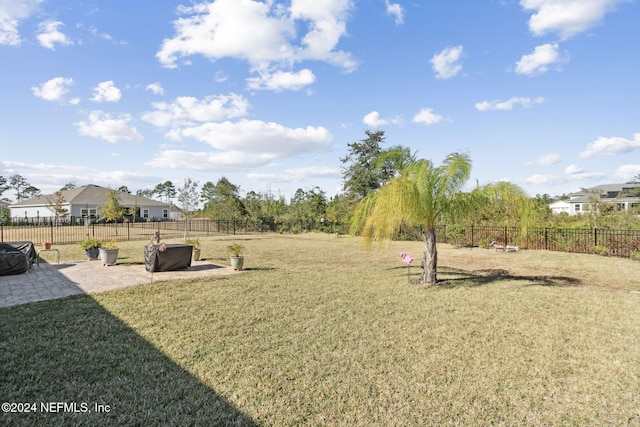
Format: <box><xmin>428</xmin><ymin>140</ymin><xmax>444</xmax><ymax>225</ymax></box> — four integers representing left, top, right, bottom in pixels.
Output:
<box><xmin>421</xmin><ymin>227</ymin><xmax>438</xmax><ymax>284</ymax></box>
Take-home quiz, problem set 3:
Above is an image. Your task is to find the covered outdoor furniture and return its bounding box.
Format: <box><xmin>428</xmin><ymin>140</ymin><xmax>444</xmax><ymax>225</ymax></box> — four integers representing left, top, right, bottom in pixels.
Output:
<box><xmin>0</xmin><ymin>241</ymin><xmax>37</xmax><ymax>276</ymax></box>
<box><xmin>144</xmin><ymin>244</ymin><xmax>193</xmax><ymax>273</ymax></box>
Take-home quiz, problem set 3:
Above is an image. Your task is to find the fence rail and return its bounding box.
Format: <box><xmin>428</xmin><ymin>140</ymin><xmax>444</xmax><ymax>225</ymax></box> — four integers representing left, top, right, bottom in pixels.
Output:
<box><xmin>433</xmin><ymin>225</ymin><xmax>640</xmax><ymax>258</ymax></box>
<box><xmin>0</xmin><ymin>219</ymin><xmax>269</xmax><ymax>246</ymax></box>
<box><xmin>1</xmin><ymin>221</ymin><xmax>639</xmax><ymax>259</ymax></box>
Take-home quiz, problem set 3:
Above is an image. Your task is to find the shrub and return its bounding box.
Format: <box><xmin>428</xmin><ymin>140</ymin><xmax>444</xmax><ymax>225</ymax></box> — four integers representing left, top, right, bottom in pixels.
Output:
<box><xmin>79</xmin><ymin>237</ymin><xmax>102</xmax><ymax>250</ymax></box>
<box><xmin>631</xmin><ymin>251</ymin><xmax>640</xmax><ymax>262</ymax></box>
<box><xmin>478</xmin><ymin>238</ymin><xmax>493</xmax><ymax>249</ymax></box>
<box><xmin>592</xmin><ymin>245</ymin><xmax>609</xmax><ymax>256</ymax></box>
<box><xmin>225</xmin><ymin>243</ymin><xmax>245</xmax><ymax>257</ymax></box>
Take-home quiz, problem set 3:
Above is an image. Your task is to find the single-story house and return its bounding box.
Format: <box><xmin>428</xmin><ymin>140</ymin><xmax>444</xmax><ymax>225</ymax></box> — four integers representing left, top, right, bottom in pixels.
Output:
<box><xmin>550</xmin><ymin>183</ymin><xmax>640</xmax><ymax>215</ymax></box>
<box><xmin>9</xmin><ymin>184</ymin><xmax>171</xmax><ymax>223</ymax></box>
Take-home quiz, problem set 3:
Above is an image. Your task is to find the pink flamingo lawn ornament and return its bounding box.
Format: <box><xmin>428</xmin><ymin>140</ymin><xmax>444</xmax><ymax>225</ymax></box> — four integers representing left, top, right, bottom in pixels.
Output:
<box><xmin>401</xmin><ymin>252</ymin><xmax>414</xmax><ymax>283</ymax></box>
<box><xmin>401</xmin><ymin>252</ymin><xmax>414</xmax><ymax>265</ymax></box>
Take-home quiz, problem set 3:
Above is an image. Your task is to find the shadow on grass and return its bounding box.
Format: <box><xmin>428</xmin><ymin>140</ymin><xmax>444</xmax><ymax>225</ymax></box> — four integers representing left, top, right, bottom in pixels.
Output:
<box><xmin>439</xmin><ymin>266</ymin><xmax>582</xmax><ymax>288</ymax></box>
<box><xmin>0</xmin><ymin>275</ymin><xmax>257</xmax><ymax>426</ymax></box>
<box><xmin>393</xmin><ymin>265</ymin><xmax>582</xmax><ymax>288</ymax></box>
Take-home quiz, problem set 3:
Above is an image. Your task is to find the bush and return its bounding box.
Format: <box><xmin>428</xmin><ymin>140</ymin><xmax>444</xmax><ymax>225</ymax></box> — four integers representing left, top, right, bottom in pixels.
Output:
<box><xmin>592</xmin><ymin>245</ymin><xmax>609</xmax><ymax>256</ymax></box>
<box><xmin>79</xmin><ymin>237</ymin><xmax>102</xmax><ymax>250</ymax></box>
<box><xmin>478</xmin><ymin>238</ymin><xmax>493</xmax><ymax>249</ymax></box>
<box><xmin>631</xmin><ymin>251</ymin><xmax>640</xmax><ymax>262</ymax></box>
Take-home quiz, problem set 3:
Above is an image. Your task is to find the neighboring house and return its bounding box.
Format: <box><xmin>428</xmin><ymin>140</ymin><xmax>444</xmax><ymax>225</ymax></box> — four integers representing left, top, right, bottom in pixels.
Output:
<box><xmin>169</xmin><ymin>204</ymin><xmax>183</xmax><ymax>221</ymax></box>
<box><xmin>9</xmin><ymin>184</ymin><xmax>171</xmax><ymax>222</ymax></box>
<box><xmin>550</xmin><ymin>183</ymin><xmax>640</xmax><ymax>215</ymax></box>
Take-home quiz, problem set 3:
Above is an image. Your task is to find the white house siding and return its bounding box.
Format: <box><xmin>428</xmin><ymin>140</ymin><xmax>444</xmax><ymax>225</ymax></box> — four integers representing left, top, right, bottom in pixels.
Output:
<box><xmin>8</xmin><ymin>185</ymin><xmax>171</xmax><ymax>222</ymax></box>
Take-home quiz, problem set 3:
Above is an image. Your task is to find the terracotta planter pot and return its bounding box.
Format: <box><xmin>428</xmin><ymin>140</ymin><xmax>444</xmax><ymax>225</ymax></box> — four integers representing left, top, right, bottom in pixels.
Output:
<box><xmin>192</xmin><ymin>248</ymin><xmax>201</xmax><ymax>261</ymax></box>
<box><xmin>43</xmin><ymin>242</ymin><xmax>52</xmax><ymax>250</ymax></box>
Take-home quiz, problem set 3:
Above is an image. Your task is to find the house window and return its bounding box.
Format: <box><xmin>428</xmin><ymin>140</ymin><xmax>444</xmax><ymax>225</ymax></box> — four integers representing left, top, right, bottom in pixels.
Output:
<box><xmin>81</xmin><ymin>208</ymin><xmax>88</xmax><ymax>218</ymax></box>
<box><xmin>143</xmin><ymin>209</ymin><xmax>149</xmax><ymax>219</ymax></box>
<box><xmin>163</xmin><ymin>209</ymin><xmax>168</xmax><ymax>219</ymax></box>
<box><xmin>89</xmin><ymin>209</ymin><xmax>97</xmax><ymax>219</ymax></box>
<box><xmin>574</xmin><ymin>204</ymin><xmax>581</xmax><ymax>212</ymax></box>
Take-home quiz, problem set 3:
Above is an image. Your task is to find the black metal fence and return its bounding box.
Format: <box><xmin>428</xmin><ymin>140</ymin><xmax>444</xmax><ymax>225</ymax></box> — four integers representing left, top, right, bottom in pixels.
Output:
<box><xmin>0</xmin><ymin>219</ymin><xmax>269</xmax><ymax>246</ymax></box>
<box><xmin>432</xmin><ymin>225</ymin><xmax>640</xmax><ymax>258</ymax></box>
<box><xmin>1</xmin><ymin>221</ymin><xmax>639</xmax><ymax>258</ymax></box>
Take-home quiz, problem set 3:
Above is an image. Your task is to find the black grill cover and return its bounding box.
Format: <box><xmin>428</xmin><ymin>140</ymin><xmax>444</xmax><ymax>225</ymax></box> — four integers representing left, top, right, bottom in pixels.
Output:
<box><xmin>0</xmin><ymin>241</ymin><xmax>36</xmax><ymax>276</ymax></box>
<box><xmin>144</xmin><ymin>244</ymin><xmax>193</xmax><ymax>273</ymax></box>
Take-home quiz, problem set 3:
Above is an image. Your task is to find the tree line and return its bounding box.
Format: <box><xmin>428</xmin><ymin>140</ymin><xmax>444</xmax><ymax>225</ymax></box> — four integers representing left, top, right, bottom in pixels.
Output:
<box><xmin>2</xmin><ymin>130</ymin><xmax>639</xmax><ymax>234</ymax></box>
<box><xmin>2</xmin><ymin>130</ymin><xmax>640</xmax><ymax>283</ymax></box>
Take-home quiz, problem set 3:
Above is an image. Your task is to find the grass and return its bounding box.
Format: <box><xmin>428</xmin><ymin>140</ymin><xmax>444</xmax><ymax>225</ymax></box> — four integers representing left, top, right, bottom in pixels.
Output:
<box><xmin>2</xmin><ymin>233</ymin><xmax>640</xmax><ymax>425</ymax></box>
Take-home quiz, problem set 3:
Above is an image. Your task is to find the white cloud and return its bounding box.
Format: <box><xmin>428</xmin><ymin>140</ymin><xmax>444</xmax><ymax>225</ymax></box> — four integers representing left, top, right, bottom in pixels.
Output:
<box><xmin>246</xmin><ymin>69</ymin><xmax>316</xmax><ymax>91</ymax></box>
<box><xmin>363</xmin><ymin>111</ymin><xmax>387</xmax><ymax>127</ymax></box>
<box><xmin>148</xmin><ymin>119</ymin><xmax>332</xmax><ymax>171</ymax></box>
<box><xmin>520</xmin><ymin>0</ymin><xmax>628</xmax><ymax>40</ymax></box>
<box><xmin>535</xmin><ymin>153</ymin><xmax>561</xmax><ymax>165</ymax></box>
<box><xmin>430</xmin><ymin>45</ymin><xmax>463</xmax><ymax>79</ymax></box>
<box><xmin>0</xmin><ymin>0</ymin><xmax>40</xmax><ymax>46</ymax></box>
<box><xmin>524</xmin><ymin>174</ymin><xmax>567</xmax><ymax>186</ymax></box>
<box><xmin>579</xmin><ymin>133</ymin><xmax>640</xmax><ymax>158</ymax></box>
<box><xmin>141</xmin><ymin>93</ymin><xmax>249</xmax><ymax>128</ymax></box>
<box><xmin>145</xmin><ymin>83</ymin><xmax>165</xmax><ymax>95</ymax></box>
<box><xmin>475</xmin><ymin>96</ymin><xmax>544</xmax><ymax>111</ymax></box>
<box><xmin>90</xmin><ymin>81</ymin><xmax>122</xmax><ymax>103</ymax></box>
<box><xmin>564</xmin><ymin>164</ymin><xmax>584</xmax><ymax>175</ymax></box>
<box><xmin>36</xmin><ymin>20</ymin><xmax>72</xmax><ymax>49</ymax></box>
<box><xmin>385</xmin><ymin>0</ymin><xmax>404</xmax><ymax>25</ymax></box>
<box><xmin>614</xmin><ymin>164</ymin><xmax>640</xmax><ymax>182</ymax></box>
<box><xmin>525</xmin><ymin>169</ymin><xmax>605</xmax><ymax>186</ymax></box>
<box><xmin>248</xmin><ymin>166</ymin><xmax>341</xmax><ymax>183</ymax></box>
<box><xmin>515</xmin><ymin>43</ymin><xmax>566</xmax><ymax>76</ymax></box>
<box><xmin>156</xmin><ymin>0</ymin><xmax>356</xmax><ymax>90</ymax></box>
<box><xmin>362</xmin><ymin>111</ymin><xmax>402</xmax><ymax>127</ymax></box>
<box><xmin>0</xmin><ymin>160</ymin><xmax>86</xmax><ymax>171</ymax></box>
<box><xmin>31</xmin><ymin>77</ymin><xmax>74</xmax><ymax>101</ymax></box>
<box><xmin>75</xmin><ymin>110</ymin><xmax>143</xmax><ymax>143</ymax></box>
<box><xmin>413</xmin><ymin>108</ymin><xmax>443</xmax><ymax>125</ymax></box>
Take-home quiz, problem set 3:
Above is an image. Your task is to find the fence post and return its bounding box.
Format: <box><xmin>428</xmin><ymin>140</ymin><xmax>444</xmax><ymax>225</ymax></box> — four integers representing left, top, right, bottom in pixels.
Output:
<box><xmin>544</xmin><ymin>228</ymin><xmax>548</xmax><ymax>250</ymax></box>
<box><xmin>471</xmin><ymin>224</ymin><xmax>474</xmax><ymax>247</ymax></box>
<box><xmin>50</xmin><ymin>222</ymin><xmax>54</xmax><ymax>244</ymax></box>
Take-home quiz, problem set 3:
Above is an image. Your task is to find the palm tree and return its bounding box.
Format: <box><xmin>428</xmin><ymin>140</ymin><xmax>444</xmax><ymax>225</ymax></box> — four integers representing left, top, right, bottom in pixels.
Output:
<box><xmin>351</xmin><ymin>152</ymin><xmax>533</xmax><ymax>284</ymax></box>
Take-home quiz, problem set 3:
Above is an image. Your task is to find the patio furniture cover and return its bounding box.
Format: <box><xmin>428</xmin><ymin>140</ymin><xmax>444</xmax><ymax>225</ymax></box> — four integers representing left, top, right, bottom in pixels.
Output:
<box><xmin>144</xmin><ymin>244</ymin><xmax>193</xmax><ymax>272</ymax></box>
<box><xmin>0</xmin><ymin>241</ymin><xmax>37</xmax><ymax>276</ymax></box>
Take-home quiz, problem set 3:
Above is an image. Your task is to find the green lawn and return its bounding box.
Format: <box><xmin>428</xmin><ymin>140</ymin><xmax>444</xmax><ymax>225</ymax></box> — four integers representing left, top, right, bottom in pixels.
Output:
<box><xmin>2</xmin><ymin>234</ymin><xmax>640</xmax><ymax>425</ymax></box>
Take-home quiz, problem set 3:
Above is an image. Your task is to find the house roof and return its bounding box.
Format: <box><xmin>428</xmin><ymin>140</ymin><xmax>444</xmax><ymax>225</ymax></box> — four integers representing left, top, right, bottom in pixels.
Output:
<box><xmin>575</xmin><ymin>183</ymin><xmax>640</xmax><ymax>196</ymax></box>
<box><xmin>9</xmin><ymin>184</ymin><xmax>170</xmax><ymax>208</ymax></box>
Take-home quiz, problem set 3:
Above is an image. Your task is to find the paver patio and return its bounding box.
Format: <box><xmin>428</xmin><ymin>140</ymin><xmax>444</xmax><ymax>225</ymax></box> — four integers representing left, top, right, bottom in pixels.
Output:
<box><xmin>0</xmin><ymin>260</ymin><xmax>239</xmax><ymax>308</ymax></box>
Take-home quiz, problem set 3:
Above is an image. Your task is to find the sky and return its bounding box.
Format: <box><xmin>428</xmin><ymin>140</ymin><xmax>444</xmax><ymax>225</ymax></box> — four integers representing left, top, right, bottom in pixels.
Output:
<box><xmin>1</xmin><ymin>0</ymin><xmax>639</xmax><ymax>204</ymax></box>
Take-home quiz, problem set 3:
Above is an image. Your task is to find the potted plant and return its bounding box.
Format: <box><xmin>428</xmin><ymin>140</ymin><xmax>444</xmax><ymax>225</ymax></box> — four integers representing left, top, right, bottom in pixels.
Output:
<box><xmin>99</xmin><ymin>239</ymin><xmax>119</xmax><ymax>266</ymax></box>
<box><xmin>80</xmin><ymin>237</ymin><xmax>102</xmax><ymax>260</ymax></box>
<box><xmin>186</xmin><ymin>238</ymin><xmax>201</xmax><ymax>261</ymax></box>
<box><xmin>225</xmin><ymin>242</ymin><xmax>245</xmax><ymax>270</ymax></box>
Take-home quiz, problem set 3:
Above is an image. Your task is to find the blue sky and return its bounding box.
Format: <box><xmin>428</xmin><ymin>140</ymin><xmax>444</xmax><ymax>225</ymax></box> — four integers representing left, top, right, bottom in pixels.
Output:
<box><xmin>1</xmin><ymin>0</ymin><xmax>639</xmax><ymax>203</ymax></box>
